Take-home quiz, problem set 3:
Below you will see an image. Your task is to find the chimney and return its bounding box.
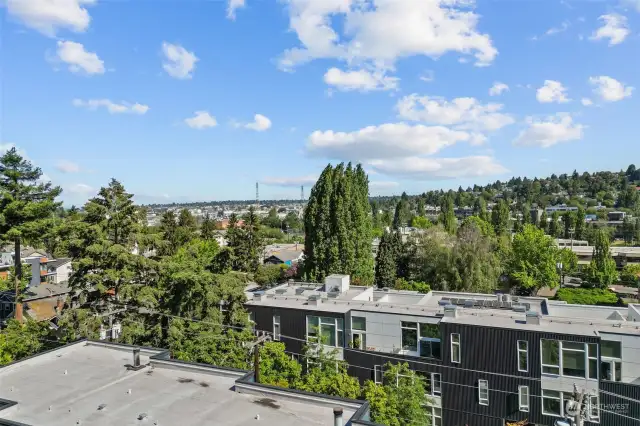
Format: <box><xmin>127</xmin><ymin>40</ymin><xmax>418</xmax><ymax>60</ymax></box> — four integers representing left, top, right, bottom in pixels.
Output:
<box><xmin>56</xmin><ymin>297</ymin><xmax>64</xmax><ymax>315</ymax></box>
<box><xmin>443</xmin><ymin>304</ymin><xmax>458</xmax><ymax>318</ymax></box>
<box><xmin>15</xmin><ymin>302</ymin><xmax>23</xmax><ymax>323</ymax></box>
<box><xmin>133</xmin><ymin>348</ymin><xmax>141</xmax><ymax>368</ymax></box>
<box><xmin>526</xmin><ymin>310</ymin><xmax>540</xmax><ymax>325</ymax></box>
<box><xmin>308</xmin><ymin>294</ymin><xmax>322</xmax><ymax>306</ymax></box>
<box><xmin>333</xmin><ymin>407</ymin><xmax>343</xmax><ymax>426</ymax></box>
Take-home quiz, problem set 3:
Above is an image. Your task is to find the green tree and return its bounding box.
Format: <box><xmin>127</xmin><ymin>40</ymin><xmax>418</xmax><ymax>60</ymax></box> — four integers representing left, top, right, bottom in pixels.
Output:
<box><xmin>374</xmin><ymin>231</ymin><xmax>399</xmax><ymax>288</ymax></box>
<box><xmin>303</xmin><ymin>163</ymin><xmax>373</xmax><ymax>284</ymax></box>
<box><xmin>411</xmin><ymin>216</ymin><xmax>432</xmax><ymax>229</ymax></box>
<box><xmin>472</xmin><ymin>196</ymin><xmax>489</xmax><ymax>221</ymax></box>
<box><xmin>0</xmin><ymin>319</ymin><xmax>51</xmax><ymax>365</ymax></box>
<box><xmin>439</xmin><ymin>195</ymin><xmax>456</xmax><ymax>234</ymax></box>
<box><xmin>363</xmin><ymin>362</ymin><xmax>431</xmax><ymax>426</ymax></box>
<box><xmin>507</xmin><ymin>224</ymin><xmax>560</xmax><ymax>294</ymax></box>
<box><xmin>232</xmin><ymin>206</ymin><xmax>264</xmax><ymax>272</ymax></box>
<box><xmin>393</xmin><ymin>193</ymin><xmax>411</xmax><ymax>229</ymax></box>
<box><xmin>57</xmin><ymin>307</ymin><xmax>103</xmax><ymax>342</ymax></box>
<box><xmin>254</xmin><ymin>264</ymin><xmax>288</xmax><ymax>287</ymax></box>
<box><xmin>575</xmin><ymin>208</ymin><xmax>586</xmax><ymax>240</ymax></box>
<box><xmin>549</xmin><ymin>211</ymin><xmax>561</xmax><ymax>238</ymax></box>
<box><xmin>491</xmin><ymin>199</ymin><xmax>511</xmax><ymax>236</ymax></box>
<box><xmin>562</xmin><ymin>212</ymin><xmax>576</xmax><ymax>239</ymax></box>
<box><xmin>258</xmin><ymin>341</ymin><xmax>303</xmax><ymax>388</ymax></box>
<box><xmin>557</xmin><ymin>248</ymin><xmax>578</xmax><ymax>278</ymax></box>
<box><xmin>158</xmin><ymin>210</ymin><xmax>180</xmax><ymax>256</ymax></box>
<box><xmin>262</xmin><ymin>207</ymin><xmax>282</xmax><ymax>229</ymax></box>
<box><xmin>539</xmin><ymin>211</ymin><xmax>548</xmax><ymax>233</ymax></box>
<box><xmin>0</xmin><ymin>147</ymin><xmax>62</xmax><ymax>306</ymax></box>
<box><xmin>462</xmin><ymin>216</ymin><xmax>494</xmax><ymax>238</ymax></box>
<box><xmin>200</xmin><ymin>213</ymin><xmax>216</xmax><ymax>240</ymax></box>
<box><xmin>584</xmin><ymin>228</ymin><xmax>618</xmax><ymax>288</ymax></box>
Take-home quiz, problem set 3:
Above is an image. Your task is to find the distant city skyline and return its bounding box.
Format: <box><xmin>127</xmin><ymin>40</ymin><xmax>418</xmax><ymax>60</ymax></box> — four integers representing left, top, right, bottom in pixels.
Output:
<box><xmin>2</xmin><ymin>0</ymin><xmax>639</xmax><ymax>206</ymax></box>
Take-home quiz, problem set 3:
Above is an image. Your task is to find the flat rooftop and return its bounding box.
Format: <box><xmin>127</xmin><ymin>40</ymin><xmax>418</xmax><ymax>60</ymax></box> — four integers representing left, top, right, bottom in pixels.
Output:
<box><xmin>0</xmin><ymin>342</ymin><xmax>359</xmax><ymax>426</ymax></box>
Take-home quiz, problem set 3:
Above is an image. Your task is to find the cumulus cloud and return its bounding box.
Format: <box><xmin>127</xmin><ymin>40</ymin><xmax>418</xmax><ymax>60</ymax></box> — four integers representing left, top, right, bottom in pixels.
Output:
<box><xmin>227</xmin><ymin>0</ymin><xmax>245</xmax><ymax>20</ymax></box>
<box><xmin>245</xmin><ymin>114</ymin><xmax>272</xmax><ymax>131</ymax></box>
<box><xmin>54</xmin><ymin>40</ymin><xmax>104</xmax><ymax>75</ymax></box>
<box><xmin>73</xmin><ymin>99</ymin><xmax>149</xmax><ymax>114</ymax></box>
<box><xmin>589</xmin><ymin>76</ymin><xmax>634</xmax><ymax>102</ymax></box>
<box><xmin>162</xmin><ymin>42</ymin><xmax>198</xmax><ymax>79</ymax></box>
<box><xmin>184</xmin><ymin>111</ymin><xmax>217</xmax><ymax>129</ymax></box>
<box><xmin>278</xmin><ymin>0</ymin><xmax>498</xmax><ymax>71</ymax></box>
<box><xmin>324</xmin><ymin>67</ymin><xmax>399</xmax><ymax>92</ymax></box>
<box><xmin>396</xmin><ymin>94</ymin><xmax>514</xmax><ymax>133</ymax></box>
<box><xmin>622</xmin><ymin>0</ymin><xmax>640</xmax><ymax>12</ymax></box>
<box><xmin>67</xmin><ymin>183</ymin><xmax>94</xmax><ymax>195</ymax></box>
<box><xmin>306</xmin><ymin>123</ymin><xmax>474</xmax><ymax>160</ymax></box>
<box><xmin>489</xmin><ymin>82</ymin><xmax>509</xmax><ymax>96</ymax></box>
<box><xmin>514</xmin><ymin>114</ymin><xmax>584</xmax><ymax>148</ymax></box>
<box><xmin>262</xmin><ymin>175</ymin><xmax>318</xmax><ymax>187</ymax></box>
<box><xmin>536</xmin><ymin>80</ymin><xmax>570</xmax><ymax>103</ymax></box>
<box><xmin>581</xmin><ymin>98</ymin><xmax>593</xmax><ymax>106</ymax></box>
<box><xmin>56</xmin><ymin>160</ymin><xmax>81</xmax><ymax>173</ymax></box>
<box><xmin>5</xmin><ymin>0</ymin><xmax>95</xmax><ymax>37</ymax></box>
<box><xmin>590</xmin><ymin>14</ymin><xmax>629</xmax><ymax>45</ymax></box>
<box><xmin>368</xmin><ymin>156</ymin><xmax>508</xmax><ymax>180</ymax></box>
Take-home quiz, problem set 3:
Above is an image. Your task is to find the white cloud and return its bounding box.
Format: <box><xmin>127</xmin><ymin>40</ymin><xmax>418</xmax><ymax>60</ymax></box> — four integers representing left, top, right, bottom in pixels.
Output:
<box><xmin>227</xmin><ymin>0</ymin><xmax>245</xmax><ymax>20</ymax></box>
<box><xmin>73</xmin><ymin>99</ymin><xmax>149</xmax><ymax>114</ymax></box>
<box><xmin>369</xmin><ymin>181</ymin><xmax>399</xmax><ymax>189</ymax></box>
<box><xmin>185</xmin><ymin>111</ymin><xmax>218</xmax><ymax>129</ymax></box>
<box><xmin>56</xmin><ymin>160</ymin><xmax>81</xmax><ymax>173</ymax></box>
<box><xmin>581</xmin><ymin>98</ymin><xmax>593</xmax><ymax>106</ymax></box>
<box><xmin>245</xmin><ymin>114</ymin><xmax>272</xmax><ymax>131</ymax></box>
<box><xmin>514</xmin><ymin>114</ymin><xmax>584</xmax><ymax>148</ymax></box>
<box><xmin>262</xmin><ymin>175</ymin><xmax>317</xmax><ymax>187</ymax></box>
<box><xmin>489</xmin><ymin>82</ymin><xmax>509</xmax><ymax>96</ymax></box>
<box><xmin>396</xmin><ymin>94</ymin><xmax>514</xmax><ymax>132</ymax></box>
<box><xmin>536</xmin><ymin>80</ymin><xmax>570</xmax><ymax>103</ymax></box>
<box><xmin>278</xmin><ymin>0</ymin><xmax>498</xmax><ymax>71</ymax></box>
<box><xmin>419</xmin><ymin>70</ymin><xmax>435</xmax><ymax>83</ymax></box>
<box><xmin>5</xmin><ymin>0</ymin><xmax>95</xmax><ymax>37</ymax></box>
<box><xmin>590</xmin><ymin>14</ymin><xmax>629</xmax><ymax>46</ymax></box>
<box><xmin>622</xmin><ymin>0</ymin><xmax>640</xmax><ymax>12</ymax></box>
<box><xmin>67</xmin><ymin>183</ymin><xmax>94</xmax><ymax>195</ymax></box>
<box><xmin>589</xmin><ymin>76</ymin><xmax>634</xmax><ymax>102</ymax></box>
<box><xmin>306</xmin><ymin>123</ymin><xmax>474</xmax><ymax>160</ymax></box>
<box><xmin>323</xmin><ymin>67</ymin><xmax>398</xmax><ymax>92</ymax></box>
<box><xmin>55</xmin><ymin>40</ymin><xmax>104</xmax><ymax>75</ymax></box>
<box><xmin>545</xmin><ymin>21</ymin><xmax>570</xmax><ymax>36</ymax></box>
<box><xmin>368</xmin><ymin>156</ymin><xmax>508</xmax><ymax>180</ymax></box>
<box><xmin>162</xmin><ymin>42</ymin><xmax>198</xmax><ymax>79</ymax></box>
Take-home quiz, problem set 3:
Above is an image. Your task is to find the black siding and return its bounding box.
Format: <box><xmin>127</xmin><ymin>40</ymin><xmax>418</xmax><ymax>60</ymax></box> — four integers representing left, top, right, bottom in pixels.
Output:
<box><xmin>600</xmin><ymin>381</ymin><xmax>640</xmax><ymax>426</ymax></box>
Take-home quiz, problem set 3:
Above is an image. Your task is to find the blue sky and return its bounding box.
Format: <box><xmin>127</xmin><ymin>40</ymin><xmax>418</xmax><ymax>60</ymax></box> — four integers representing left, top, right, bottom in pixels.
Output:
<box><xmin>1</xmin><ymin>0</ymin><xmax>639</xmax><ymax>205</ymax></box>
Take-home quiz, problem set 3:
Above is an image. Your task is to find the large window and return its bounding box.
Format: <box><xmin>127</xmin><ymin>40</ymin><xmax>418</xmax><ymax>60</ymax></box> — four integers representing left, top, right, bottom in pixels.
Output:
<box><xmin>542</xmin><ymin>390</ymin><xmax>593</xmax><ymax>419</ymax></box>
<box><xmin>478</xmin><ymin>380</ymin><xmax>489</xmax><ymax>406</ymax></box>
<box><xmin>374</xmin><ymin>365</ymin><xmax>383</xmax><ymax>384</ymax></box>
<box><xmin>430</xmin><ymin>406</ymin><xmax>442</xmax><ymax>426</ymax></box>
<box><xmin>351</xmin><ymin>316</ymin><xmax>366</xmax><ymax>350</ymax></box>
<box><xmin>589</xmin><ymin>395</ymin><xmax>600</xmax><ymax>421</ymax></box>
<box><xmin>518</xmin><ymin>386</ymin><xmax>529</xmax><ymax>412</ymax></box>
<box><xmin>401</xmin><ymin>322</ymin><xmax>418</xmax><ymax>352</ymax></box>
<box><xmin>542</xmin><ymin>390</ymin><xmax>561</xmax><ymax>416</ymax></box>
<box><xmin>419</xmin><ymin>323</ymin><xmax>441</xmax><ymax>359</ymax></box>
<box><xmin>517</xmin><ymin>340</ymin><xmax>528</xmax><ymax>372</ymax></box>
<box><xmin>417</xmin><ymin>371</ymin><xmax>442</xmax><ymax>397</ymax></box>
<box><xmin>601</xmin><ymin>340</ymin><xmax>622</xmax><ymax>382</ymax></box>
<box><xmin>273</xmin><ymin>315</ymin><xmax>281</xmax><ymax>341</ymax></box>
<box><xmin>541</xmin><ymin>339</ymin><xmax>597</xmax><ymax>379</ymax></box>
<box><xmin>306</xmin><ymin>316</ymin><xmax>344</xmax><ymax>347</ymax></box>
<box><xmin>451</xmin><ymin>333</ymin><xmax>461</xmax><ymax>363</ymax></box>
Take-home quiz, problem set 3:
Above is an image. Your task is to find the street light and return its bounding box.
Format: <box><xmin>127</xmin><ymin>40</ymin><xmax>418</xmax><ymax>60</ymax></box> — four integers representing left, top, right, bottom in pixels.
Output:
<box><xmin>557</xmin><ymin>262</ymin><xmax>564</xmax><ymax>288</ymax></box>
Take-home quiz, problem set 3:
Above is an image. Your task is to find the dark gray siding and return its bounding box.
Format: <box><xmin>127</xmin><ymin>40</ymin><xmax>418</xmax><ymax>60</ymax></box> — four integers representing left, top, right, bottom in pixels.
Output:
<box><xmin>600</xmin><ymin>381</ymin><xmax>640</xmax><ymax>426</ymax></box>
<box><xmin>344</xmin><ymin>348</ymin><xmax>444</xmax><ymax>384</ymax></box>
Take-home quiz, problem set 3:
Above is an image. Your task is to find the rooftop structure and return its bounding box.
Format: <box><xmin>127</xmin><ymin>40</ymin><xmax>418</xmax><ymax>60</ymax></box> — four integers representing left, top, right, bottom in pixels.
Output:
<box><xmin>0</xmin><ymin>340</ymin><xmax>371</xmax><ymax>426</ymax></box>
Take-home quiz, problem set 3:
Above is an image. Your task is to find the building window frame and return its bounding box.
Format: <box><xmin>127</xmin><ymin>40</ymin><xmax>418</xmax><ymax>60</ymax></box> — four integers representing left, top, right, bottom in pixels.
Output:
<box><xmin>540</xmin><ymin>339</ymin><xmax>597</xmax><ymax>379</ymax></box>
<box><xmin>478</xmin><ymin>379</ymin><xmax>489</xmax><ymax>406</ymax></box>
<box><xmin>306</xmin><ymin>315</ymin><xmax>344</xmax><ymax>348</ymax></box>
<box><xmin>600</xmin><ymin>340</ymin><xmax>622</xmax><ymax>382</ymax></box>
<box><xmin>589</xmin><ymin>395</ymin><xmax>600</xmax><ymax>422</ymax></box>
<box><xmin>273</xmin><ymin>315</ymin><xmax>281</xmax><ymax>341</ymax></box>
<box><xmin>430</xmin><ymin>406</ymin><xmax>442</xmax><ymax>426</ymax></box>
<box><xmin>517</xmin><ymin>340</ymin><xmax>528</xmax><ymax>372</ymax></box>
<box><xmin>417</xmin><ymin>371</ymin><xmax>442</xmax><ymax>397</ymax></box>
<box><xmin>450</xmin><ymin>333</ymin><xmax>461</xmax><ymax>363</ymax></box>
<box><xmin>351</xmin><ymin>316</ymin><xmax>366</xmax><ymax>350</ymax></box>
<box><xmin>374</xmin><ymin>365</ymin><xmax>383</xmax><ymax>384</ymax></box>
<box><xmin>400</xmin><ymin>321</ymin><xmax>418</xmax><ymax>353</ymax></box>
<box><xmin>518</xmin><ymin>385</ymin><xmax>530</xmax><ymax>412</ymax></box>
<box><xmin>542</xmin><ymin>389</ymin><xmax>562</xmax><ymax>417</ymax></box>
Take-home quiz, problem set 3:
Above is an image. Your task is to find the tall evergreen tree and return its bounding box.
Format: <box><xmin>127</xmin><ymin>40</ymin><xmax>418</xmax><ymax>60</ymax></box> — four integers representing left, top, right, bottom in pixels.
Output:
<box><xmin>416</xmin><ymin>197</ymin><xmax>425</xmax><ymax>217</ymax></box>
<box><xmin>392</xmin><ymin>194</ymin><xmax>411</xmax><ymax>229</ymax></box>
<box><xmin>491</xmin><ymin>199</ymin><xmax>510</xmax><ymax>235</ymax></box>
<box><xmin>439</xmin><ymin>195</ymin><xmax>457</xmax><ymax>234</ymax></box>
<box><xmin>374</xmin><ymin>231</ymin><xmax>398</xmax><ymax>288</ymax></box>
<box><xmin>303</xmin><ymin>163</ymin><xmax>373</xmax><ymax>284</ymax></box>
<box><xmin>585</xmin><ymin>228</ymin><xmax>618</xmax><ymax>288</ymax></box>
<box><xmin>549</xmin><ymin>211</ymin><xmax>561</xmax><ymax>238</ymax></box>
<box><xmin>539</xmin><ymin>211</ymin><xmax>548</xmax><ymax>233</ymax></box>
<box><xmin>0</xmin><ymin>148</ymin><xmax>61</xmax><ymax>312</ymax></box>
<box><xmin>472</xmin><ymin>197</ymin><xmax>488</xmax><ymax>222</ymax></box>
<box><xmin>201</xmin><ymin>213</ymin><xmax>216</xmax><ymax>240</ymax></box>
<box><xmin>575</xmin><ymin>207</ymin><xmax>586</xmax><ymax>240</ymax></box>
<box><xmin>562</xmin><ymin>211</ymin><xmax>576</xmax><ymax>239</ymax></box>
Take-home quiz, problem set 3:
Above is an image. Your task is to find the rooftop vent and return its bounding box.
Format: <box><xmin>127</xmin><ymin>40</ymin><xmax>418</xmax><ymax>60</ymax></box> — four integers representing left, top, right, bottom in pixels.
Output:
<box><xmin>253</xmin><ymin>291</ymin><xmax>267</xmax><ymax>302</ymax></box>
<box><xmin>308</xmin><ymin>294</ymin><xmax>322</xmax><ymax>306</ymax></box>
<box><xmin>295</xmin><ymin>288</ymin><xmax>306</xmax><ymax>295</ymax></box>
<box><xmin>275</xmin><ymin>288</ymin><xmax>287</xmax><ymax>295</ymax></box>
<box><xmin>526</xmin><ymin>310</ymin><xmax>540</xmax><ymax>325</ymax></box>
<box><xmin>512</xmin><ymin>304</ymin><xmax>527</xmax><ymax>313</ymax></box>
<box><xmin>437</xmin><ymin>299</ymin><xmax>450</xmax><ymax>306</ymax></box>
<box><xmin>464</xmin><ymin>299</ymin><xmax>475</xmax><ymax>308</ymax></box>
<box><xmin>443</xmin><ymin>304</ymin><xmax>458</xmax><ymax>318</ymax></box>
<box><xmin>327</xmin><ymin>291</ymin><xmax>340</xmax><ymax>298</ymax></box>
<box><xmin>382</xmin><ymin>287</ymin><xmax>391</xmax><ymax>292</ymax></box>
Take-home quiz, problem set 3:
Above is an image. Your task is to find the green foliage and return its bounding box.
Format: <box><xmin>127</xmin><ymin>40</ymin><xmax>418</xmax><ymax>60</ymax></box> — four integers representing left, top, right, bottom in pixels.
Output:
<box><xmin>0</xmin><ymin>319</ymin><xmax>51</xmax><ymax>365</ymax></box>
<box><xmin>461</xmin><ymin>216</ymin><xmax>494</xmax><ymax>238</ymax></box>
<box><xmin>254</xmin><ymin>264</ymin><xmax>288</xmax><ymax>287</ymax></box>
<box><xmin>549</xmin><ymin>211</ymin><xmax>561</xmax><ymax>238</ymax></box>
<box><xmin>562</xmin><ymin>212</ymin><xmax>576</xmax><ymax>239</ymax></box>
<box><xmin>258</xmin><ymin>341</ymin><xmax>303</xmax><ymax>388</ymax></box>
<box><xmin>584</xmin><ymin>228</ymin><xmax>618</xmax><ymax>288</ymax></box>
<box><xmin>393</xmin><ymin>278</ymin><xmax>431</xmax><ymax>293</ymax></box>
<box><xmin>364</xmin><ymin>363</ymin><xmax>431</xmax><ymax>426</ymax></box>
<box><xmin>0</xmin><ymin>147</ymin><xmax>62</xmax><ymax>300</ymax></box>
<box><xmin>411</xmin><ymin>216</ymin><xmax>432</xmax><ymax>229</ymax></box>
<box><xmin>262</xmin><ymin>208</ymin><xmax>282</xmax><ymax>229</ymax></box>
<box><xmin>620</xmin><ymin>264</ymin><xmax>640</xmax><ymax>284</ymax></box>
<box><xmin>491</xmin><ymin>199</ymin><xmax>511</xmax><ymax>236</ymax></box>
<box><xmin>575</xmin><ymin>208</ymin><xmax>586</xmax><ymax>240</ymax></box>
<box><xmin>472</xmin><ymin>197</ymin><xmax>489</xmax><ymax>222</ymax></box>
<box><xmin>228</xmin><ymin>207</ymin><xmax>264</xmax><ymax>272</ymax></box>
<box><xmin>393</xmin><ymin>193</ymin><xmax>411</xmax><ymax>229</ymax></box>
<box><xmin>57</xmin><ymin>308</ymin><xmax>103</xmax><ymax>342</ymax></box>
<box><xmin>304</xmin><ymin>163</ymin><xmax>373</xmax><ymax>284</ymax></box>
<box><xmin>200</xmin><ymin>213</ymin><xmax>216</xmax><ymax>240</ymax></box>
<box><xmin>374</xmin><ymin>231</ymin><xmax>401</xmax><ymax>288</ymax></box>
<box><xmin>557</xmin><ymin>248</ymin><xmax>578</xmax><ymax>276</ymax></box>
<box><xmin>508</xmin><ymin>225</ymin><xmax>560</xmax><ymax>293</ymax></box>
<box><xmin>0</xmin><ymin>265</ymin><xmax>30</xmax><ymax>292</ymax></box>
<box><xmin>439</xmin><ymin>195</ymin><xmax>456</xmax><ymax>234</ymax></box>
<box><xmin>555</xmin><ymin>288</ymin><xmax>619</xmax><ymax>306</ymax></box>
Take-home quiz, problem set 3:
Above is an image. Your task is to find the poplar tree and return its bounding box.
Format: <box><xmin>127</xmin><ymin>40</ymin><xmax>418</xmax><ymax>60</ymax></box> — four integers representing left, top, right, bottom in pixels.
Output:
<box><xmin>473</xmin><ymin>197</ymin><xmax>489</xmax><ymax>222</ymax></box>
<box><xmin>439</xmin><ymin>195</ymin><xmax>457</xmax><ymax>234</ymax></box>
<box><xmin>0</xmin><ymin>148</ymin><xmax>61</xmax><ymax>310</ymax></box>
<box><xmin>585</xmin><ymin>228</ymin><xmax>618</xmax><ymax>288</ymax></box>
<box><xmin>304</xmin><ymin>163</ymin><xmax>373</xmax><ymax>284</ymax></box>
<box><xmin>491</xmin><ymin>199</ymin><xmax>511</xmax><ymax>236</ymax></box>
<box><xmin>374</xmin><ymin>231</ymin><xmax>398</xmax><ymax>288</ymax></box>
<box><xmin>575</xmin><ymin>207</ymin><xmax>586</xmax><ymax>240</ymax></box>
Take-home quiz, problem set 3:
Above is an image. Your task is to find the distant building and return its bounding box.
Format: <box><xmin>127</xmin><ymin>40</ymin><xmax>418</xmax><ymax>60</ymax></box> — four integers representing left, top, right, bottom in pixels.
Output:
<box><xmin>608</xmin><ymin>211</ymin><xmax>627</xmax><ymax>221</ymax></box>
<box><xmin>545</xmin><ymin>204</ymin><xmax>578</xmax><ymax>214</ymax></box>
<box><xmin>263</xmin><ymin>244</ymin><xmax>303</xmax><ymax>266</ymax></box>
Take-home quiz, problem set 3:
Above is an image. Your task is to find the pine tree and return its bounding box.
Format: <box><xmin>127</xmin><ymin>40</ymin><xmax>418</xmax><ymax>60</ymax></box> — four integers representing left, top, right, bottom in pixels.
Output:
<box><xmin>575</xmin><ymin>207</ymin><xmax>586</xmax><ymax>240</ymax></box>
<box><xmin>392</xmin><ymin>193</ymin><xmax>411</xmax><ymax>229</ymax></box>
<box><xmin>549</xmin><ymin>211</ymin><xmax>561</xmax><ymax>237</ymax></box>
<box><xmin>0</xmin><ymin>148</ymin><xmax>62</xmax><ymax>309</ymax></box>
<box><xmin>201</xmin><ymin>213</ymin><xmax>216</xmax><ymax>240</ymax></box>
<box><xmin>374</xmin><ymin>231</ymin><xmax>397</xmax><ymax>288</ymax></box>
<box><xmin>562</xmin><ymin>212</ymin><xmax>576</xmax><ymax>239</ymax></box>
<box><xmin>585</xmin><ymin>228</ymin><xmax>618</xmax><ymax>288</ymax></box>
<box><xmin>439</xmin><ymin>195</ymin><xmax>457</xmax><ymax>234</ymax></box>
<box><xmin>303</xmin><ymin>163</ymin><xmax>373</xmax><ymax>284</ymax></box>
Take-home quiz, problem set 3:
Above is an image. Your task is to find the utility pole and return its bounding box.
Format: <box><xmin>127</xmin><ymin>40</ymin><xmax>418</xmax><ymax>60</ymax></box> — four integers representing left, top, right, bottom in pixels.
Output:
<box><xmin>246</xmin><ymin>332</ymin><xmax>271</xmax><ymax>383</ymax></box>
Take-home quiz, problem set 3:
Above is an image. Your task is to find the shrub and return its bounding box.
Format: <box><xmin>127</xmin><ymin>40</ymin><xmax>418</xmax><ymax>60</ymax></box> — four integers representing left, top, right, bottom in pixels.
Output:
<box><xmin>555</xmin><ymin>288</ymin><xmax>619</xmax><ymax>306</ymax></box>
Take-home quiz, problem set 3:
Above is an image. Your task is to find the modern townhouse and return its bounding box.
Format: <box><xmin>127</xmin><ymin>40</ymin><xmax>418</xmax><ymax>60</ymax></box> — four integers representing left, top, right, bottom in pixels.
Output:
<box><xmin>245</xmin><ymin>275</ymin><xmax>640</xmax><ymax>426</ymax></box>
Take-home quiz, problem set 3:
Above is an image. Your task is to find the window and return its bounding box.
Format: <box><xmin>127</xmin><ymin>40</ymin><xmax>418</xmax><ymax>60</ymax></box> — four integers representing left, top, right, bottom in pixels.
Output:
<box><xmin>273</xmin><ymin>315</ymin><xmax>281</xmax><ymax>340</ymax></box>
<box><xmin>430</xmin><ymin>406</ymin><xmax>442</xmax><ymax>426</ymax></box>
<box><xmin>588</xmin><ymin>343</ymin><xmax>598</xmax><ymax>380</ymax></box>
<box><xmin>517</xmin><ymin>340</ymin><xmax>528</xmax><ymax>372</ymax></box>
<box><xmin>542</xmin><ymin>390</ymin><xmax>562</xmax><ymax>416</ymax></box>
<box><xmin>374</xmin><ymin>365</ymin><xmax>383</xmax><ymax>384</ymax></box>
<box><xmin>417</xmin><ymin>372</ymin><xmax>441</xmax><ymax>397</ymax></box>
<box><xmin>478</xmin><ymin>380</ymin><xmax>489</xmax><ymax>406</ymax></box>
<box><xmin>432</xmin><ymin>373</ymin><xmax>441</xmax><ymax>396</ymax></box>
<box><xmin>541</xmin><ymin>340</ymin><xmax>560</xmax><ymax>374</ymax></box>
<box><xmin>518</xmin><ymin>386</ymin><xmax>530</xmax><ymax>412</ymax></box>
<box><xmin>248</xmin><ymin>311</ymin><xmax>255</xmax><ymax>332</ymax></box>
<box><xmin>589</xmin><ymin>395</ymin><xmax>600</xmax><ymax>421</ymax></box>
<box><xmin>306</xmin><ymin>316</ymin><xmax>344</xmax><ymax>347</ymax></box>
<box><xmin>601</xmin><ymin>340</ymin><xmax>622</xmax><ymax>382</ymax></box>
<box><xmin>419</xmin><ymin>323</ymin><xmax>441</xmax><ymax>358</ymax></box>
<box><xmin>601</xmin><ymin>340</ymin><xmax>622</xmax><ymax>358</ymax></box>
<box><xmin>562</xmin><ymin>341</ymin><xmax>586</xmax><ymax>377</ymax></box>
<box><xmin>451</xmin><ymin>333</ymin><xmax>461</xmax><ymax>363</ymax></box>
<box><xmin>351</xmin><ymin>316</ymin><xmax>366</xmax><ymax>350</ymax></box>
<box><xmin>401</xmin><ymin>322</ymin><xmax>418</xmax><ymax>352</ymax></box>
